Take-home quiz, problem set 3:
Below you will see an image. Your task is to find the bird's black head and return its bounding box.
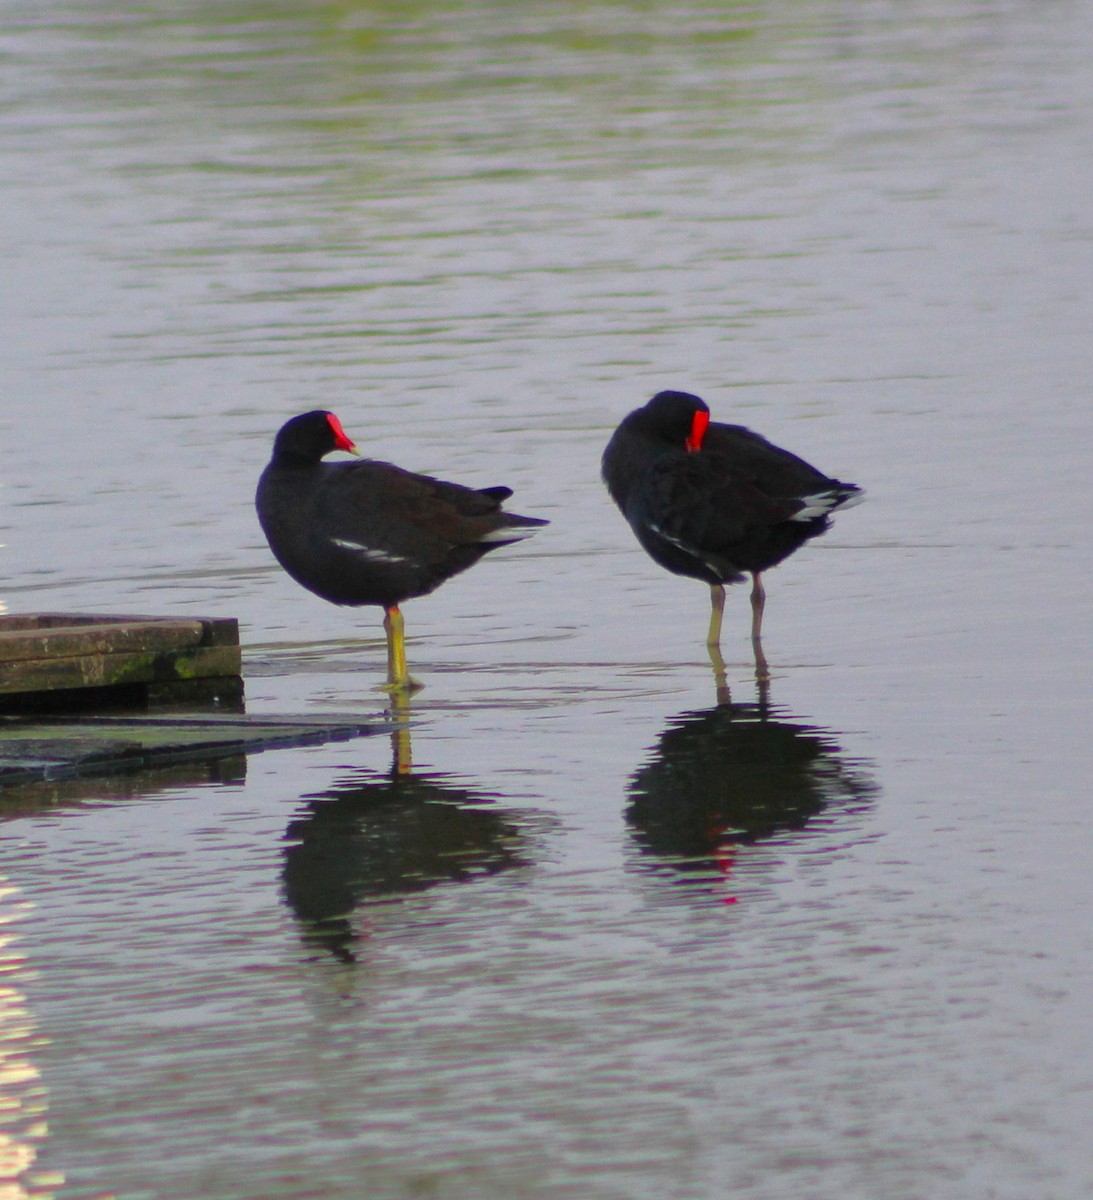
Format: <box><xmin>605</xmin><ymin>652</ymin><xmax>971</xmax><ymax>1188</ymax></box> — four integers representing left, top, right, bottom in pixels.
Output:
<box><xmin>271</xmin><ymin>410</ymin><xmax>359</xmax><ymax>465</ymax></box>
<box><xmin>638</xmin><ymin>391</ymin><xmax>711</xmax><ymax>451</ymax></box>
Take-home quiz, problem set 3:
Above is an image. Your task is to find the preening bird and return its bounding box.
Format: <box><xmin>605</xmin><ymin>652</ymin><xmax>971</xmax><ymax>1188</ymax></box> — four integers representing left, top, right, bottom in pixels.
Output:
<box><xmin>602</xmin><ymin>390</ymin><xmax>862</xmax><ymax>666</ymax></box>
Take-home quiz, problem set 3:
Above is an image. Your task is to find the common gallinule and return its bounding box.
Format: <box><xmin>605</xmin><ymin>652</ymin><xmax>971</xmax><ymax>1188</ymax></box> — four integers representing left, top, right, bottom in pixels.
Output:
<box><xmin>257</xmin><ymin>410</ymin><xmax>547</xmax><ymax>691</ymax></box>
<box><xmin>602</xmin><ymin>390</ymin><xmax>862</xmax><ymax>663</ymax></box>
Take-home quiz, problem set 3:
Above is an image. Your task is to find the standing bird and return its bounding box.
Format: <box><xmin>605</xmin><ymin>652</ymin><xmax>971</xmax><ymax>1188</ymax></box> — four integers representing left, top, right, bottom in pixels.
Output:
<box><xmin>602</xmin><ymin>390</ymin><xmax>862</xmax><ymax>669</ymax></box>
<box><xmin>257</xmin><ymin>410</ymin><xmax>547</xmax><ymax>692</ymax></box>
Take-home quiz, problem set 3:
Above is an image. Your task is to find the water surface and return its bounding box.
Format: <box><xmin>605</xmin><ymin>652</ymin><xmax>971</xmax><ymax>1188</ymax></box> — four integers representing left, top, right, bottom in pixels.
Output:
<box><xmin>1</xmin><ymin>3</ymin><xmax>1091</xmax><ymax>1198</ymax></box>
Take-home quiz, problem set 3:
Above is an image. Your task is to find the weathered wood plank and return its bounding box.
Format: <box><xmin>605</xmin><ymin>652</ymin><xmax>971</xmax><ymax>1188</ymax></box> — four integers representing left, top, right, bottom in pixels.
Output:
<box><xmin>0</xmin><ymin>614</ymin><xmax>242</xmax><ymax>699</ymax></box>
<box><xmin>0</xmin><ymin>622</ymin><xmax>204</xmax><ymax>664</ymax></box>
<box><xmin>0</xmin><ymin>644</ymin><xmax>243</xmax><ymax>694</ymax></box>
<box><xmin>0</xmin><ymin>615</ymin><xmax>238</xmax><ymax>656</ymax></box>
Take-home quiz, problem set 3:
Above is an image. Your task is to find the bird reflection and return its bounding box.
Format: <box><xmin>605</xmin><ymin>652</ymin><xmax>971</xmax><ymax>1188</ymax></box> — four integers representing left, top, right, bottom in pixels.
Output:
<box><xmin>708</xmin><ymin>638</ymin><xmax>769</xmax><ymax>705</ymax></box>
<box><xmin>283</xmin><ymin>769</ymin><xmax>528</xmax><ymax>962</ymax></box>
<box><xmin>282</xmin><ymin>708</ymin><xmax>528</xmax><ymax>962</ymax></box>
<box><xmin>626</xmin><ymin>692</ymin><xmax>876</xmax><ymax>900</ymax></box>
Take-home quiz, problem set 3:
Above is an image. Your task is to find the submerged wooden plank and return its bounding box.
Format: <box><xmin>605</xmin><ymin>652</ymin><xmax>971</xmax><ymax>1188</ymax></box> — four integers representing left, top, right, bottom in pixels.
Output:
<box><xmin>0</xmin><ymin>713</ymin><xmax>384</xmax><ymax>786</ymax></box>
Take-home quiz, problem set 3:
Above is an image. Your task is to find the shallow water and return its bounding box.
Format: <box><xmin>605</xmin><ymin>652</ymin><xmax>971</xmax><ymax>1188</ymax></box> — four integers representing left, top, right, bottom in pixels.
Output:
<box><xmin>1</xmin><ymin>2</ymin><xmax>1091</xmax><ymax>1198</ymax></box>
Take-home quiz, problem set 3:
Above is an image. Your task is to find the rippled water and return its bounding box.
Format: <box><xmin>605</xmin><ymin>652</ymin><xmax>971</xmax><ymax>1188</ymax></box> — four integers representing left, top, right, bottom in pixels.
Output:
<box><xmin>1</xmin><ymin>2</ymin><xmax>1091</xmax><ymax>1198</ymax></box>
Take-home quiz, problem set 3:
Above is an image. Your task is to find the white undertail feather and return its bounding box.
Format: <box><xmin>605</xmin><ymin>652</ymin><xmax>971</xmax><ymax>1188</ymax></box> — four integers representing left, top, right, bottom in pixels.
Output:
<box><xmin>791</xmin><ymin>488</ymin><xmax>865</xmax><ymax>522</ymax></box>
<box><xmin>477</xmin><ymin>525</ymin><xmax>543</xmax><ymax>545</ymax></box>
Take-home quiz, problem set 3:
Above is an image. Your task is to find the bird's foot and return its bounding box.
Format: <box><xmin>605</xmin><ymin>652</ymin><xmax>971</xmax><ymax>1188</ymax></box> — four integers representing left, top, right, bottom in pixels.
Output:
<box><xmin>379</xmin><ymin>675</ymin><xmax>424</xmax><ymax>696</ymax></box>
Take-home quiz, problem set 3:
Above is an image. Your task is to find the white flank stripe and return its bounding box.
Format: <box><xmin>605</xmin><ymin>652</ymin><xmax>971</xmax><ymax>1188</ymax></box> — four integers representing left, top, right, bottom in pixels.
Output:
<box><xmin>331</xmin><ymin>538</ymin><xmax>409</xmax><ymax>565</ymax></box>
<box><xmin>647</xmin><ymin>521</ymin><xmax>691</xmax><ymax>551</ymax></box>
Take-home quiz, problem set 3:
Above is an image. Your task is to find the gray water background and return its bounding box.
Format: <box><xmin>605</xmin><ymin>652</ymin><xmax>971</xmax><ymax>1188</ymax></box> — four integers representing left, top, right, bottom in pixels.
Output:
<box><xmin>1</xmin><ymin>2</ymin><xmax>1091</xmax><ymax>1198</ymax></box>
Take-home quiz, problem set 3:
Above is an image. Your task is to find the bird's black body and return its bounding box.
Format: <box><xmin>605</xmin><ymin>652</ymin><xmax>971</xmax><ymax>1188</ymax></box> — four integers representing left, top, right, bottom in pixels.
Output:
<box><xmin>602</xmin><ymin>390</ymin><xmax>861</xmax><ymax>665</ymax></box>
<box><xmin>257</xmin><ymin>410</ymin><xmax>546</xmax><ymax>610</ymax></box>
<box><xmin>256</xmin><ymin>410</ymin><xmax>546</xmax><ymax>690</ymax></box>
<box><xmin>602</xmin><ymin>390</ymin><xmax>861</xmax><ymax>588</ymax></box>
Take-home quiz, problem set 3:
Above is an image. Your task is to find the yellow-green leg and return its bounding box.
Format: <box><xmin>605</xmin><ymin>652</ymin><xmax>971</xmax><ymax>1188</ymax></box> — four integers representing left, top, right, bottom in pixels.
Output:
<box><xmin>749</xmin><ymin>573</ymin><xmax>765</xmax><ymax>642</ymax></box>
<box><xmin>381</xmin><ymin>605</ymin><xmax>422</xmax><ymax>694</ymax></box>
<box><xmin>707</xmin><ymin>583</ymin><xmax>726</xmax><ymax>648</ymax></box>
<box><xmin>750</xmin><ymin>572</ymin><xmax>770</xmax><ymax>683</ymax></box>
<box><xmin>707</xmin><ymin>584</ymin><xmax>729</xmax><ymax>701</ymax></box>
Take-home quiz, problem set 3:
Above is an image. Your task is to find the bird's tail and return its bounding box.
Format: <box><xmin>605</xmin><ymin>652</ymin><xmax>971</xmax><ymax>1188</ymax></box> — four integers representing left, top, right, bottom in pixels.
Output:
<box><xmin>791</xmin><ymin>483</ymin><xmax>864</xmax><ymax>522</ymax></box>
<box><xmin>478</xmin><ymin>513</ymin><xmax>549</xmax><ymax>545</ymax></box>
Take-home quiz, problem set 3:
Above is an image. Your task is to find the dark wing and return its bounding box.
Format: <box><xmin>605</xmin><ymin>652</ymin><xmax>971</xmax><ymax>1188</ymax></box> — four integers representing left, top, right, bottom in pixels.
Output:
<box><xmin>626</xmin><ymin>423</ymin><xmax>859</xmax><ymax>583</ymax></box>
<box><xmin>314</xmin><ymin>459</ymin><xmax>517</xmax><ymax>565</ymax></box>
<box><xmin>703</xmin><ymin>424</ymin><xmax>839</xmax><ymax>502</ymax></box>
<box><xmin>630</xmin><ymin>447</ymin><xmax>803</xmax><ymax>557</ymax></box>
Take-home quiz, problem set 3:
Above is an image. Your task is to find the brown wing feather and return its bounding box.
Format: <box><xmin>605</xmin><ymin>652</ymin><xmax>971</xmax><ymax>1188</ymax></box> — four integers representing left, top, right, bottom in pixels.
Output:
<box><xmin>316</xmin><ymin>460</ymin><xmax>512</xmax><ymax>565</ymax></box>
